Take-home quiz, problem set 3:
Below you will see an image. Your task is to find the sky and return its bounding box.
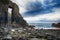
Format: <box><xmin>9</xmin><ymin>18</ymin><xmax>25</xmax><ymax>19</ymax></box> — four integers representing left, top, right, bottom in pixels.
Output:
<box><xmin>11</xmin><ymin>0</ymin><xmax>60</xmax><ymax>23</ymax></box>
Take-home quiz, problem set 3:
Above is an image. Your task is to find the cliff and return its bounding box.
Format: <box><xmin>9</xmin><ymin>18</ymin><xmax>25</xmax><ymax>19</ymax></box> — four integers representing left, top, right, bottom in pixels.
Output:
<box><xmin>0</xmin><ymin>0</ymin><xmax>34</xmax><ymax>29</ymax></box>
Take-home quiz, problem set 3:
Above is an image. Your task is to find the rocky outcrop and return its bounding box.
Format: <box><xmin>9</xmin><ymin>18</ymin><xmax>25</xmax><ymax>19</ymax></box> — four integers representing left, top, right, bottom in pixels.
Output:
<box><xmin>0</xmin><ymin>0</ymin><xmax>31</xmax><ymax>28</ymax></box>
<box><xmin>0</xmin><ymin>0</ymin><xmax>9</xmax><ymax>4</ymax></box>
<box><xmin>9</xmin><ymin>1</ymin><xmax>28</xmax><ymax>27</ymax></box>
<box><xmin>0</xmin><ymin>0</ymin><xmax>9</xmax><ymax>25</ymax></box>
<box><xmin>52</xmin><ymin>23</ymin><xmax>60</xmax><ymax>28</ymax></box>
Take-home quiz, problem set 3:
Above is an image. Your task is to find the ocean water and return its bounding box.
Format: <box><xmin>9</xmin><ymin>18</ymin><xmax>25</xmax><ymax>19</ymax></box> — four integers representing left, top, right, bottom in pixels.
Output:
<box><xmin>29</xmin><ymin>23</ymin><xmax>54</xmax><ymax>29</ymax></box>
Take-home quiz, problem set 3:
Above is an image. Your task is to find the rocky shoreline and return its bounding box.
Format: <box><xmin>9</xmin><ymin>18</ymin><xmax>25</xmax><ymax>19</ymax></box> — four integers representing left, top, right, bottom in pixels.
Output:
<box><xmin>0</xmin><ymin>27</ymin><xmax>60</xmax><ymax>40</ymax></box>
<box><xmin>0</xmin><ymin>0</ymin><xmax>60</xmax><ymax>40</ymax></box>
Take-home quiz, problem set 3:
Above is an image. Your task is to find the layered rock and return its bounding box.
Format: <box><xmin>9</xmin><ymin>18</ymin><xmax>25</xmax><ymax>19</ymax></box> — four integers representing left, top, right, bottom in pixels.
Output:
<box><xmin>0</xmin><ymin>0</ymin><xmax>9</xmax><ymax>25</ymax></box>
<box><xmin>0</xmin><ymin>0</ymin><xmax>31</xmax><ymax>28</ymax></box>
<box><xmin>9</xmin><ymin>1</ymin><xmax>28</xmax><ymax>27</ymax></box>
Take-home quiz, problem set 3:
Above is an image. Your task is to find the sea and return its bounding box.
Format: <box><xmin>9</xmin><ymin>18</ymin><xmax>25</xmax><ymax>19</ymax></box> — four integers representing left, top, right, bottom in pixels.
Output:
<box><xmin>29</xmin><ymin>23</ymin><xmax>55</xmax><ymax>29</ymax></box>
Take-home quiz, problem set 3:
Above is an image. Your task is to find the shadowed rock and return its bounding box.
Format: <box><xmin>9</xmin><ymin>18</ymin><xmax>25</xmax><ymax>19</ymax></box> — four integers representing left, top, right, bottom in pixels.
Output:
<box><xmin>0</xmin><ymin>0</ymin><xmax>9</xmax><ymax>25</ymax></box>
<box><xmin>9</xmin><ymin>1</ymin><xmax>28</xmax><ymax>27</ymax></box>
<box><xmin>0</xmin><ymin>0</ymin><xmax>33</xmax><ymax>28</ymax></box>
<box><xmin>52</xmin><ymin>23</ymin><xmax>60</xmax><ymax>28</ymax></box>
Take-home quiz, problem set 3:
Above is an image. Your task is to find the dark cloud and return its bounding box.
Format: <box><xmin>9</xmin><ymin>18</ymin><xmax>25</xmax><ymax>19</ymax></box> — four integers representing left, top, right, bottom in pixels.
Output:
<box><xmin>39</xmin><ymin>20</ymin><xmax>60</xmax><ymax>22</ymax></box>
<box><xmin>23</xmin><ymin>0</ymin><xmax>60</xmax><ymax>17</ymax></box>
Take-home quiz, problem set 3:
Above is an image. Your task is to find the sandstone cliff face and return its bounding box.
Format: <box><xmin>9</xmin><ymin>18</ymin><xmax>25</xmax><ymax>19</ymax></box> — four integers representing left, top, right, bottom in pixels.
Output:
<box><xmin>0</xmin><ymin>0</ymin><xmax>29</xmax><ymax>28</ymax></box>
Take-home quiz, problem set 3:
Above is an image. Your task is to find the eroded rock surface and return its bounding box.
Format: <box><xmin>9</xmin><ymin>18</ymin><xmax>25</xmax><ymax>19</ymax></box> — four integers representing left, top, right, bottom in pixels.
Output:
<box><xmin>0</xmin><ymin>0</ymin><xmax>29</xmax><ymax>28</ymax></box>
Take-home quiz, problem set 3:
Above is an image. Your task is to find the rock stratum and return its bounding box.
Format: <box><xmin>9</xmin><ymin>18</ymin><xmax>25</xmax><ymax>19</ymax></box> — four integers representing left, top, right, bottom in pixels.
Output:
<box><xmin>0</xmin><ymin>0</ymin><xmax>32</xmax><ymax>28</ymax></box>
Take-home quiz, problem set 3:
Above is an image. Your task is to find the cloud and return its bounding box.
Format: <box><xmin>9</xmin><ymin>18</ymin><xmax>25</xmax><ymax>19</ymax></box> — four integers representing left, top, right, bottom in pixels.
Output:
<box><xmin>11</xmin><ymin>0</ymin><xmax>60</xmax><ymax>23</ymax></box>
<box><xmin>11</xmin><ymin>0</ymin><xmax>60</xmax><ymax>15</ymax></box>
<box><xmin>22</xmin><ymin>0</ymin><xmax>60</xmax><ymax>16</ymax></box>
<box><xmin>24</xmin><ymin>8</ymin><xmax>60</xmax><ymax>23</ymax></box>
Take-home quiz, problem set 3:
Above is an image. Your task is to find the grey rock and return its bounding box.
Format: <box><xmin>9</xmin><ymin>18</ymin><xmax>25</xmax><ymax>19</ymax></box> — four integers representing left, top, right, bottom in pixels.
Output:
<box><xmin>0</xmin><ymin>0</ymin><xmax>30</xmax><ymax>28</ymax></box>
